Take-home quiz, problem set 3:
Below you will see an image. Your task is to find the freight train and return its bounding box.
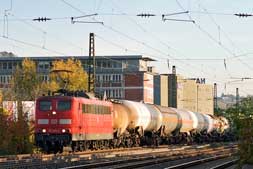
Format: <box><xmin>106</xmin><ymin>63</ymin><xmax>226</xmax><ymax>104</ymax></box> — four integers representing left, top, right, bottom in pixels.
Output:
<box><xmin>35</xmin><ymin>93</ymin><xmax>231</xmax><ymax>153</ymax></box>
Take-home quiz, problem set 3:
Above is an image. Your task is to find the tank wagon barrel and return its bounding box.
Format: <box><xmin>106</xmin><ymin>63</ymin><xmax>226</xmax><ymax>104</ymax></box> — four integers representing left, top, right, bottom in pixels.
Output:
<box><xmin>203</xmin><ymin>114</ymin><xmax>215</xmax><ymax>133</ymax></box>
<box><xmin>193</xmin><ymin>112</ymin><xmax>206</xmax><ymax>133</ymax></box>
<box><xmin>144</xmin><ymin>104</ymin><xmax>163</xmax><ymax>132</ymax></box>
<box><xmin>154</xmin><ymin>105</ymin><xmax>181</xmax><ymax>136</ymax></box>
<box><xmin>112</xmin><ymin>103</ymin><xmax>129</xmax><ymax>135</ymax></box>
<box><xmin>121</xmin><ymin>100</ymin><xmax>151</xmax><ymax>132</ymax></box>
<box><xmin>172</xmin><ymin>108</ymin><xmax>195</xmax><ymax>133</ymax></box>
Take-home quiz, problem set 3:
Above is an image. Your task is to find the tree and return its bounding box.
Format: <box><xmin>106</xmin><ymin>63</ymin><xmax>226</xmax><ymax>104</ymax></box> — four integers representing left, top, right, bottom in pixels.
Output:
<box><xmin>225</xmin><ymin>97</ymin><xmax>253</xmax><ymax>166</ymax></box>
<box><xmin>10</xmin><ymin>58</ymin><xmax>45</xmax><ymax>101</ymax></box>
<box><xmin>0</xmin><ymin>107</ymin><xmax>32</xmax><ymax>155</ymax></box>
<box><xmin>0</xmin><ymin>58</ymin><xmax>42</xmax><ymax>155</ymax></box>
<box><xmin>0</xmin><ymin>90</ymin><xmax>2</xmax><ymax>105</ymax></box>
<box><xmin>48</xmin><ymin>58</ymin><xmax>88</xmax><ymax>92</ymax></box>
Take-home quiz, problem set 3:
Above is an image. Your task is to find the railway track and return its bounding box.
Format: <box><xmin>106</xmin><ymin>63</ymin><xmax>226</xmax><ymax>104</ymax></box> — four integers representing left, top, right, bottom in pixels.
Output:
<box><xmin>0</xmin><ymin>143</ymin><xmax>237</xmax><ymax>169</ymax></box>
<box><xmin>61</xmin><ymin>144</ymin><xmax>237</xmax><ymax>169</ymax></box>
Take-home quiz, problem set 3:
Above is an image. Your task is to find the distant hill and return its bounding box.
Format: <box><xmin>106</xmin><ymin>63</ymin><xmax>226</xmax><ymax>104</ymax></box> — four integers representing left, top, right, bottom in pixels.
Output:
<box><xmin>0</xmin><ymin>51</ymin><xmax>17</xmax><ymax>57</ymax></box>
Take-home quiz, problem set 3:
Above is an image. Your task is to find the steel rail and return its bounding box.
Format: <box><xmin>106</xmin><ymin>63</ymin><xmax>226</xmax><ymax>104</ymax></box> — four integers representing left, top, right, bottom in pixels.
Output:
<box><xmin>210</xmin><ymin>158</ymin><xmax>239</xmax><ymax>169</ymax></box>
<box><xmin>57</xmin><ymin>145</ymin><xmax>237</xmax><ymax>169</ymax></box>
<box><xmin>0</xmin><ymin>143</ymin><xmax>237</xmax><ymax>169</ymax></box>
<box><xmin>165</xmin><ymin>154</ymin><xmax>236</xmax><ymax>169</ymax></box>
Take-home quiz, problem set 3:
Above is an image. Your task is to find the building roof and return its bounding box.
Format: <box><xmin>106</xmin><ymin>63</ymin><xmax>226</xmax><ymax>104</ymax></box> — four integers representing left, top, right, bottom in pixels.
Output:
<box><xmin>0</xmin><ymin>55</ymin><xmax>156</xmax><ymax>61</ymax></box>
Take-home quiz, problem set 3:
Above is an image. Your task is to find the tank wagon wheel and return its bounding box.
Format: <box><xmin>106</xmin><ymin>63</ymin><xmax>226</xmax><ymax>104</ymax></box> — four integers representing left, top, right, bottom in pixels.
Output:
<box><xmin>91</xmin><ymin>141</ymin><xmax>98</xmax><ymax>150</ymax></box>
<box><xmin>125</xmin><ymin>138</ymin><xmax>133</xmax><ymax>148</ymax></box>
<box><xmin>98</xmin><ymin>140</ymin><xmax>104</xmax><ymax>150</ymax></box>
<box><xmin>135</xmin><ymin>137</ymin><xmax>141</xmax><ymax>147</ymax></box>
<box><xmin>103</xmin><ymin>140</ymin><xmax>109</xmax><ymax>149</ymax></box>
<box><xmin>71</xmin><ymin>142</ymin><xmax>79</xmax><ymax>152</ymax></box>
<box><xmin>84</xmin><ymin>141</ymin><xmax>89</xmax><ymax>150</ymax></box>
<box><xmin>78</xmin><ymin>142</ymin><xmax>84</xmax><ymax>151</ymax></box>
<box><xmin>109</xmin><ymin>139</ymin><xmax>115</xmax><ymax>149</ymax></box>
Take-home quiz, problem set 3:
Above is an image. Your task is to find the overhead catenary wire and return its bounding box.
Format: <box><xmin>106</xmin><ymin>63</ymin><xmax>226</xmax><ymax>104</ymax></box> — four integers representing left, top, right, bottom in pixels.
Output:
<box><xmin>60</xmin><ymin>0</ymin><xmax>227</xmax><ymax>84</ymax></box>
<box><xmin>199</xmin><ymin>4</ymin><xmax>253</xmax><ymax>75</ymax></box>
<box><xmin>0</xmin><ymin>1</ymin><xmax>230</xmax><ymax>85</ymax></box>
<box><xmin>7</xmin><ymin>12</ymin><xmax>86</xmax><ymax>55</ymax></box>
<box><xmin>175</xmin><ymin>0</ymin><xmax>235</xmax><ymax>57</ymax></box>
<box><xmin>109</xmin><ymin>0</ymin><xmax>223</xmax><ymax>77</ymax></box>
<box><xmin>175</xmin><ymin>0</ymin><xmax>253</xmax><ymax>74</ymax></box>
<box><xmin>174</xmin><ymin>0</ymin><xmax>253</xmax><ymax>94</ymax></box>
<box><xmin>1</xmin><ymin>36</ymin><xmax>69</xmax><ymax>56</ymax></box>
<box><xmin>0</xmin><ymin>11</ymin><xmax>248</xmax><ymax>22</ymax></box>
<box><xmin>0</xmin><ymin>0</ymin><xmax>229</xmax><ymax>87</ymax></box>
<box><xmin>0</xmin><ymin>1</ymin><xmax>245</xmax><ymax>92</ymax></box>
<box><xmin>109</xmin><ymin>0</ymin><xmax>223</xmax><ymax>79</ymax></box>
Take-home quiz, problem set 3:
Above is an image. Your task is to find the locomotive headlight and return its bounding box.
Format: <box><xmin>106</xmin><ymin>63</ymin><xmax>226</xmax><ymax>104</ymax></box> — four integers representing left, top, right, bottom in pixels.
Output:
<box><xmin>52</xmin><ymin>111</ymin><xmax>56</xmax><ymax>115</ymax></box>
<box><xmin>62</xmin><ymin>129</ymin><xmax>66</xmax><ymax>133</ymax></box>
<box><xmin>42</xmin><ymin>129</ymin><xmax>46</xmax><ymax>133</ymax></box>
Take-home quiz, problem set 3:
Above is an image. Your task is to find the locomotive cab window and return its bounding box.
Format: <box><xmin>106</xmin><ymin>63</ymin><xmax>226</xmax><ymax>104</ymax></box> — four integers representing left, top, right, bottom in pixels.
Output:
<box><xmin>39</xmin><ymin>101</ymin><xmax>52</xmax><ymax>111</ymax></box>
<box><xmin>57</xmin><ymin>100</ymin><xmax>71</xmax><ymax>111</ymax></box>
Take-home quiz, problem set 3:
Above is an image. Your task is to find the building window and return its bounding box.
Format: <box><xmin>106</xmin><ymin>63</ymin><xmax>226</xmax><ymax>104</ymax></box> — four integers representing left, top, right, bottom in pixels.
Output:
<box><xmin>0</xmin><ymin>75</ymin><xmax>10</xmax><ymax>84</ymax></box>
<box><xmin>108</xmin><ymin>62</ymin><xmax>112</xmax><ymax>68</ymax></box>
<box><xmin>82</xmin><ymin>61</ymin><xmax>88</xmax><ymax>68</ymax></box>
<box><xmin>44</xmin><ymin>63</ymin><xmax>49</xmax><ymax>69</ymax></box>
<box><xmin>113</xmin><ymin>62</ymin><xmax>117</xmax><ymax>68</ymax></box>
<box><xmin>96</xmin><ymin>60</ymin><xmax>101</xmax><ymax>68</ymax></box>
<box><xmin>38</xmin><ymin>63</ymin><xmax>43</xmax><ymax>70</ymax></box>
<box><xmin>3</xmin><ymin>62</ymin><xmax>7</xmax><ymax>70</ymax></box>
<box><xmin>38</xmin><ymin>61</ymin><xmax>50</xmax><ymax>70</ymax></box>
<box><xmin>8</xmin><ymin>62</ymin><xmax>12</xmax><ymax>70</ymax></box>
<box><xmin>102</xmin><ymin>61</ymin><xmax>106</xmax><ymax>68</ymax></box>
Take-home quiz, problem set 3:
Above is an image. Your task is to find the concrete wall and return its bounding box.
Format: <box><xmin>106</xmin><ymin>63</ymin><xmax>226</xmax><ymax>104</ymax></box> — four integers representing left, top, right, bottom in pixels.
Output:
<box><xmin>197</xmin><ymin>84</ymin><xmax>214</xmax><ymax>115</ymax></box>
<box><xmin>178</xmin><ymin>78</ymin><xmax>197</xmax><ymax>112</ymax></box>
<box><xmin>169</xmin><ymin>75</ymin><xmax>214</xmax><ymax>115</ymax></box>
<box><xmin>160</xmin><ymin>75</ymin><xmax>168</xmax><ymax>107</ymax></box>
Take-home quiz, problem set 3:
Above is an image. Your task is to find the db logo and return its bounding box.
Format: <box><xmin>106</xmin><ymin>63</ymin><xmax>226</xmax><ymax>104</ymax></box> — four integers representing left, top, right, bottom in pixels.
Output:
<box><xmin>51</xmin><ymin>119</ymin><xmax>57</xmax><ymax>124</ymax></box>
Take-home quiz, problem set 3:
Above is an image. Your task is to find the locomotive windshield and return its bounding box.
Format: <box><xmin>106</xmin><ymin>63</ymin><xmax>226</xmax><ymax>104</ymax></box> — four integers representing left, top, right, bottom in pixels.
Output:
<box><xmin>39</xmin><ymin>101</ymin><xmax>52</xmax><ymax>111</ymax></box>
<box><xmin>57</xmin><ymin>100</ymin><xmax>71</xmax><ymax>111</ymax></box>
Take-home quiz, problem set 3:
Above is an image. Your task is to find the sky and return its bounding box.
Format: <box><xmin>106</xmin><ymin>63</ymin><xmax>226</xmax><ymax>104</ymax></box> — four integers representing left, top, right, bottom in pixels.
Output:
<box><xmin>0</xmin><ymin>0</ymin><xmax>253</xmax><ymax>96</ymax></box>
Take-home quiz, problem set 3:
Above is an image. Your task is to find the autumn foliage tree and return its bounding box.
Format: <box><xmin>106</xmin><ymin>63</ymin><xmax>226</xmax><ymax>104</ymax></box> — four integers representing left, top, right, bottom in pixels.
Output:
<box><xmin>11</xmin><ymin>58</ymin><xmax>46</xmax><ymax>100</ymax></box>
<box><xmin>0</xmin><ymin>108</ymin><xmax>33</xmax><ymax>155</ymax></box>
<box><xmin>48</xmin><ymin>58</ymin><xmax>88</xmax><ymax>92</ymax></box>
<box><xmin>0</xmin><ymin>90</ymin><xmax>2</xmax><ymax>105</ymax></box>
<box><xmin>0</xmin><ymin>58</ymin><xmax>42</xmax><ymax>155</ymax></box>
<box><xmin>226</xmin><ymin>97</ymin><xmax>253</xmax><ymax>166</ymax></box>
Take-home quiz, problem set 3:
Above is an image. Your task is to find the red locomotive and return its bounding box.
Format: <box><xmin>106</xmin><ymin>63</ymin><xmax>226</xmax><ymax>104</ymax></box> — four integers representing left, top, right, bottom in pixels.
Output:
<box><xmin>35</xmin><ymin>94</ymin><xmax>113</xmax><ymax>153</ymax></box>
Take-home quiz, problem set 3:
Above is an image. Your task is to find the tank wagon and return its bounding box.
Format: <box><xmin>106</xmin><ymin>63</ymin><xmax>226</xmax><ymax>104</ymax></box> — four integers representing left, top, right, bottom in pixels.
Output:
<box><xmin>35</xmin><ymin>95</ymin><xmax>231</xmax><ymax>153</ymax></box>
